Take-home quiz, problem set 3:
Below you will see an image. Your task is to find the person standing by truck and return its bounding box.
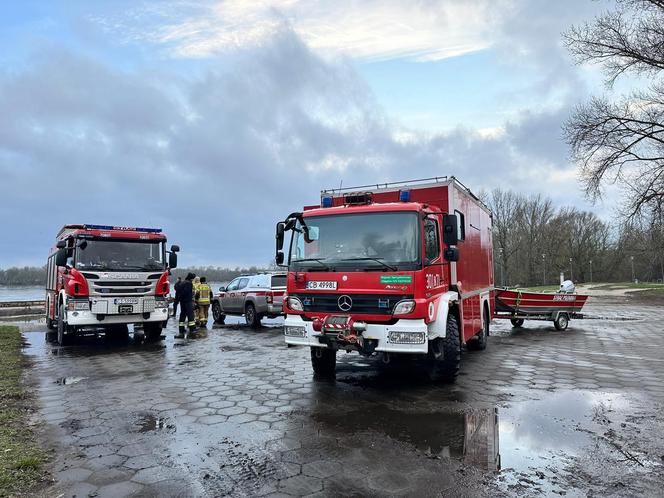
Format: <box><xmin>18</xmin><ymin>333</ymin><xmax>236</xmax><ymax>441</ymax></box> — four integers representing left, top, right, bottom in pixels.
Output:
<box><xmin>172</xmin><ymin>277</ymin><xmax>182</xmax><ymax>317</ymax></box>
<box><xmin>177</xmin><ymin>273</ymin><xmax>197</xmax><ymax>338</ymax></box>
<box><xmin>196</xmin><ymin>277</ymin><xmax>212</xmax><ymax>327</ymax></box>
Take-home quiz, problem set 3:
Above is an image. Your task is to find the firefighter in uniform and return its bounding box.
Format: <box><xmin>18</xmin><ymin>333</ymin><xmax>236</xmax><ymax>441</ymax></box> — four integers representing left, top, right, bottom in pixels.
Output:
<box><xmin>193</xmin><ymin>276</ymin><xmax>201</xmax><ymax>326</ymax></box>
<box><xmin>177</xmin><ymin>273</ymin><xmax>197</xmax><ymax>338</ymax></box>
<box><xmin>196</xmin><ymin>277</ymin><xmax>212</xmax><ymax>327</ymax></box>
<box><xmin>172</xmin><ymin>277</ymin><xmax>182</xmax><ymax>317</ymax></box>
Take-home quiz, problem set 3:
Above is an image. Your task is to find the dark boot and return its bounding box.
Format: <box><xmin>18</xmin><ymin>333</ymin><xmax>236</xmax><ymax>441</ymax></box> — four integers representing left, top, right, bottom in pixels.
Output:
<box><xmin>175</xmin><ymin>325</ymin><xmax>185</xmax><ymax>339</ymax></box>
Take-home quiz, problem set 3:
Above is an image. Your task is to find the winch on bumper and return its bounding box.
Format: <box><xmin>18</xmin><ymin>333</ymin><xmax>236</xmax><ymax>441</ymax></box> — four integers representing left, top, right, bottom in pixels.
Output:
<box><xmin>284</xmin><ymin>314</ymin><xmax>429</xmax><ymax>354</ymax></box>
<box><xmin>65</xmin><ymin>296</ymin><xmax>169</xmax><ymax>326</ymax></box>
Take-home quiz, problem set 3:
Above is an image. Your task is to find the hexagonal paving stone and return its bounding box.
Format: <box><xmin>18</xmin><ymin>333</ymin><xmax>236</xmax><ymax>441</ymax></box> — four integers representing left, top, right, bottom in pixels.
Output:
<box><xmin>56</xmin><ymin>467</ymin><xmax>93</xmax><ymax>483</ymax></box>
<box><xmin>96</xmin><ymin>480</ymin><xmax>144</xmax><ymax>498</ymax></box>
<box><xmin>217</xmin><ymin>406</ymin><xmax>246</xmax><ymax>416</ymax></box>
<box><xmin>131</xmin><ymin>465</ymin><xmax>172</xmax><ymax>485</ymax></box>
<box><xmin>277</xmin><ymin>475</ymin><xmax>323</xmax><ymax>495</ymax></box>
<box><xmin>302</xmin><ymin>460</ymin><xmax>343</xmax><ymax>479</ymax></box>
<box><xmin>124</xmin><ymin>454</ymin><xmax>160</xmax><ymax>470</ymax></box>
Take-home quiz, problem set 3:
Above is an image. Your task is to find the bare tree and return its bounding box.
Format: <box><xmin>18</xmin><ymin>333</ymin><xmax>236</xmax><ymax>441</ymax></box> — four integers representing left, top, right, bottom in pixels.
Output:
<box><xmin>563</xmin><ymin>0</ymin><xmax>664</xmax><ymax>217</ymax></box>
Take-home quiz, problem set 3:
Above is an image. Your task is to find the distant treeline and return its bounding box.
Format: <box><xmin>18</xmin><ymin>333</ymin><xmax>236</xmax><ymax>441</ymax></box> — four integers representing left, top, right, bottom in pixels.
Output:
<box><xmin>0</xmin><ymin>267</ymin><xmax>47</xmax><ymax>286</ymax></box>
<box><xmin>0</xmin><ymin>266</ymin><xmax>271</xmax><ymax>286</ymax></box>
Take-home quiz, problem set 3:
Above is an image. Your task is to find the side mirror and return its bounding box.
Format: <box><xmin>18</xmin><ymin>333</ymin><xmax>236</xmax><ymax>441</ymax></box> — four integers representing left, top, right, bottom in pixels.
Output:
<box><xmin>55</xmin><ymin>248</ymin><xmax>68</xmax><ymax>267</ymax></box>
<box><xmin>56</xmin><ymin>240</ymin><xmax>66</xmax><ymax>249</ymax></box>
<box><xmin>170</xmin><ymin>245</ymin><xmax>180</xmax><ymax>252</ymax></box>
<box><xmin>219</xmin><ymin>286</ymin><xmax>226</xmax><ymax>292</ymax></box>
<box><xmin>276</xmin><ymin>223</ymin><xmax>285</xmax><ymax>251</ymax></box>
<box><xmin>276</xmin><ymin>250</ymin><xmax>285</xmax><ymax>266</ymax></box>
<box><xmin>444</xmin><ymin>247</ymin><xmax>459</xmax><ymax>262</ymax></box>
<box><xmin>168</xmin><ymin>252</ymin><xmax>178</xmax><ymax>269</ymax></box>
<box><xmin>442</xmin><ymin>214</ymin><xmax>459</xmax><ymax>246</ymax></box>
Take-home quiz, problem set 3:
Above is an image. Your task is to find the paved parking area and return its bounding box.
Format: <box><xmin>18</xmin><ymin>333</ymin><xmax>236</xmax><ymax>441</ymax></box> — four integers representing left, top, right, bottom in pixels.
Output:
<box><xmin>22</xmin><ymin>297</ymin><xmax>664</xmax><ymax>497</ymax></box>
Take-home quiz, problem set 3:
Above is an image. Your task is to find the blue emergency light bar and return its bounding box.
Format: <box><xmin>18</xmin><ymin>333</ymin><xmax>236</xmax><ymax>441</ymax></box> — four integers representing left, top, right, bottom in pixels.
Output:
<box><xmin>321</xmin><ymin>196</ymin><xmax>334</xmax><ymax>208</ymax></box>
<box><xmin>83</xmin><ymin>224</ymin><xmax>162</xmax><ymax>233</ymax></box>
<box><xmin>399</xmin><ymin>189</ymin><xmax>411</xmax><ymax>202</ymax></box>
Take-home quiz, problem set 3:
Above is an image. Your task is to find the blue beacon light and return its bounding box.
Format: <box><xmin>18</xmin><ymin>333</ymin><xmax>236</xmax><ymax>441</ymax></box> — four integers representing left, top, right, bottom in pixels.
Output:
<box><xmin>399</xmin><ymin>190</ymin><xmax>411</xmax><ymax>202</ymax></box>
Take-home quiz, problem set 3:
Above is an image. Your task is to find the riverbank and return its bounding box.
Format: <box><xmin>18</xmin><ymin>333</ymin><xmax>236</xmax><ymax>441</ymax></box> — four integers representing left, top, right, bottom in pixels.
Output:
<box><xmin>0</xmin><ymin>326</ymin><xmax>49</xmax><ymax>496</ymax></box>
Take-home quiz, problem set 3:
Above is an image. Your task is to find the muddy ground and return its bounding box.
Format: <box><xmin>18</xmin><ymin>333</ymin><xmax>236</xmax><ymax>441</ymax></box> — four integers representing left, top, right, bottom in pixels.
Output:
<box><xmin>16</xmin><ymin>294</ymin><xmax>664</xmax><ymax>497</ymax></box>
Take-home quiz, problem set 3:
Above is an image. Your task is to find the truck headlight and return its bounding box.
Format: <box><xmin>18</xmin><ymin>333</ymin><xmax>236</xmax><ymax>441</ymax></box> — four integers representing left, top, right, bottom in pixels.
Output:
<box><xmin>393</xmin><ymin>300</ymin><xmax>415</xmax><ymax>315</ymax></box>
<box><xmin>285</xmin><ymin>326</ymin><xmax>306</xmax><ymax>337</ymax></box>
<box><xmin>389</xmin><ymin>331</ymin><xmax>426</xmax><ymax>344</ymax></box>
<box><xmin>287</xmin><ymin>297</ymin><xmax>304</xmax><ymax>311</ymax></box>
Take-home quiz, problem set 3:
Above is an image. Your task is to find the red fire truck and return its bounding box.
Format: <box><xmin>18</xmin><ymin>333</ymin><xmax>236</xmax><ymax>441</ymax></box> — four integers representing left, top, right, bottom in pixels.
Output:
<box><xmin>45</xmin><ymin>224</ymin><xmax>179</xmax><ymax>345</ymax></box>
<box><xmin>275</xmin><ymin>177</ymin><xmax>494</xmax><ymax>381</ymax></box>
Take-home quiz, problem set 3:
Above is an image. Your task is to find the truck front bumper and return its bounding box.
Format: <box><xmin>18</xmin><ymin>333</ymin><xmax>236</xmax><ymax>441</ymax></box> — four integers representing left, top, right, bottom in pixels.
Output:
<box><xmin>283</xmin><ymin>315</ymin><xmax>429</xmax><ymax>354</ymax></box>
<box><xmin>65</xmin><ymin>297</ymin><xmax>169</xmax><ymax>327</ymax></box>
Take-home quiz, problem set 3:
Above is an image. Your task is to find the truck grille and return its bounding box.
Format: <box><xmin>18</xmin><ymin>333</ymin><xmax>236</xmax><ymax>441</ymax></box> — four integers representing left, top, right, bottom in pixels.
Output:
<box><xmin>291</xmin><ymin>293</ymin><xmax>413</xmax><ymax>315</ymax></box>
<box><xmin>91</xmin><ymin>280</ymin><xmax>155</xmax><ymax>296</ymax></box>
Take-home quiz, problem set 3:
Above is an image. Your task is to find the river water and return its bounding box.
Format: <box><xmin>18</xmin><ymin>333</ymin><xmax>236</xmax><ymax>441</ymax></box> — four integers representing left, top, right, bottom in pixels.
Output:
<box><xmin>0</xmin><ymin>286</ymin><xmax>44</xmax><ymax>302</ymax></box>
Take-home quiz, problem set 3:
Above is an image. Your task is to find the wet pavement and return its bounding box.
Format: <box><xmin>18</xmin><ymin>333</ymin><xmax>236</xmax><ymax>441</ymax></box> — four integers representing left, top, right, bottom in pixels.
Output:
<box><xmin>20</xmin><ymin>297</ymin><xmax>664</xmax><ymax>497</ymax></box>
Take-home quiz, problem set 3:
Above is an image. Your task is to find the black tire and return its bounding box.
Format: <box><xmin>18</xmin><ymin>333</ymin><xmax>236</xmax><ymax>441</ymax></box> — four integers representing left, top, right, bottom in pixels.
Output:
<box><xmin>510</xmin><ymin>318</ymin><xmax>524</xmax><ymax>328</ymax></box>
<box><xmin>554</xmin><ymin>313</ymin><xmax>569</xmax><ymax>331</ymax></box>
<box><xmin>311</xmin><ymin>347</ymin><xmax>336</xmax><ymax>377</ymax></box>
<box><xmin>245</xmin><ymin>303</ymin><xmax>261</xmax><ymax>329</ymax></box>
<box><xmin>212</xmin><ymin>302</ymin><xmax>225</xmax><ymax>324</ymax></box>
<box><xmin>425</xmin><ymin>312</ymin><xmax>461</xmax><ymax>382</ymax></box>
<box><xmin>144</xmin><ymin>322</ymin><xmax>163</xmax><ymax>342</ymax></box>
<box><xmin>57</xmin><ymin>303</ymin><xmax>73</xmax><ymax>346</ymax></box>
<box><xmin>467</xmin><ymin>305</ymin><xmax>489</xmax><ymax>351</ymax></box>
<box><xmin>46</xmin><ymin>302</ymin><xmax>56</xmax><ymax>330</ymax></box>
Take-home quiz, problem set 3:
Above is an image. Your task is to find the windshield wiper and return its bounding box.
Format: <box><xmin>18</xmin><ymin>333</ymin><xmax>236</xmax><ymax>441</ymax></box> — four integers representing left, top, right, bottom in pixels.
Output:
<box><xmin>339</xmin><ymin>257</ymin><xmax>398</xmax><ymax>271</ymax></box>
<box><xmin>293</xmin><ymin>258</ymin><xmax>331</xmax><ymax>270</ymax></box>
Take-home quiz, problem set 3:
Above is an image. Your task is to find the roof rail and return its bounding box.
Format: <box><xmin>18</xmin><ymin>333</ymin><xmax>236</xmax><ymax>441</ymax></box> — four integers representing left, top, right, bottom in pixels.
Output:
<box><xmin>321</xmin><ymin>176</ymin><xmax>491</xmax><ymax>214</ymax></box>
<box><xmin>321</xmin><ymin>177</ymin><xmax>449</xmax><ymax>196</ymax></box>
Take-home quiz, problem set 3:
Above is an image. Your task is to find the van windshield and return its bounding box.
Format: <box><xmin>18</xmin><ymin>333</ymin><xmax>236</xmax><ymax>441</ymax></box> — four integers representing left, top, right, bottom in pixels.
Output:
<box><xmin>75</xmin><ymin>239</ymin><xmax>165</xmax><ymax>272</ymax></box>
<box><xmin>290</xmin><ymin>212</ymin><xmax>420</xmax><ymax>271</ymax></box>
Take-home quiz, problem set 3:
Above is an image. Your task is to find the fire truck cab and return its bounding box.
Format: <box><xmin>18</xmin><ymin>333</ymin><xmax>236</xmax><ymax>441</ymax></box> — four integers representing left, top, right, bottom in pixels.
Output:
<box><xmin>45</xmin><ymin>224</ymin><xmax>179</xmax><ymax>345</ymax></box>
<box><xmin>275</xmin><ymin>177</ymin><xmax>494</xmax><ymax>382</ymax></box>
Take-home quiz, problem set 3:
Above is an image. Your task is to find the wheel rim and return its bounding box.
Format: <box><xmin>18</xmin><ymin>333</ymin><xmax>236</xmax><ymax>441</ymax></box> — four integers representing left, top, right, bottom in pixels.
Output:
<box><xmin>246</xmin><ymin>307</ymin><xmax>254</xmax><ymax>324</ymax></box>
<box><xmin>212</xmin><ymin>305</ymin><xmax>220</xmax><ymax>321</ymax></box>
<box><xmin>560</xmin><ymin>316</ymin><xmax>568</xmax><ymax>328</ymax></box>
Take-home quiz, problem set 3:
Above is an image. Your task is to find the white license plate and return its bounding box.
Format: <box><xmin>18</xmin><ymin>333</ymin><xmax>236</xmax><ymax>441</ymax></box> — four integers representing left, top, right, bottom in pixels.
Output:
<box><xmin>114</xmin><ymin>298</ymin><xmax>139</xmax><ymax>304</ymax></box>
<box><xmin>306</xmin><ymin>281</ymin><xmax>337</xmax><ymax>290</ymax></box>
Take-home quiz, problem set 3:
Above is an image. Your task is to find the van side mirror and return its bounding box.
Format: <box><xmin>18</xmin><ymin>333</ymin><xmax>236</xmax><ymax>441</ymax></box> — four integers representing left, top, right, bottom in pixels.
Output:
<box><xmin>444</xmin><ymin>247</ymin><xmax>459</xmax><ymax>262</ymax></box>
<box><xmin>56</xmin><ymin>240</ymin><xmax>66</xmax><ymax>249</ymax></box>
<box><xmin>170</xmin><ymin>245</ymin><xmax>180</xmax><ymax>252</ymax></box>
<box><xmin>168</xmin><ymin>252</ymin><xmax>178</xmax><ymax>269</ymax></box>
<box><xmin>276</xmin><ymin>250</ymin><xmax>285</xmax><ymax>266</ymax></box>
<box><xmin>55</xmin><ymin>248</ymin><xmax>68</xmax><ymax>267</ymax></box>
<box><xmin>442</xmin><ymin>214</ymin><xmax>459</xmax><ymax>245</ymax></box>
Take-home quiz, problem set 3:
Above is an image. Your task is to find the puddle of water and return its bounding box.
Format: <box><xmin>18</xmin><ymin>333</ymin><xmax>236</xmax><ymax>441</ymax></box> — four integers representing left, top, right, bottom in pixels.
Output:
<box><xmin>136</xmin><ymin>413</ymin><xmax>176</xmax><ymax>433</ymax></box>
<box><xmin>312</xmin><ymin>390</ymin><xmax>656</xmax><ymax>495</ymax></box>
<box><xmin>55</xmin><ymin>376</ymin><xmax>85</xmax><ymax>385</ymax></box>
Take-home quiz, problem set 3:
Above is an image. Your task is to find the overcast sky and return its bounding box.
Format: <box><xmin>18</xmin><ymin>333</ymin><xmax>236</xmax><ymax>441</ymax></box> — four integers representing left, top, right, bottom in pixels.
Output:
<box><xmin>0</xmin><ymin>0</ymin><xmax>627</xmax><ymax>268</ymax></box>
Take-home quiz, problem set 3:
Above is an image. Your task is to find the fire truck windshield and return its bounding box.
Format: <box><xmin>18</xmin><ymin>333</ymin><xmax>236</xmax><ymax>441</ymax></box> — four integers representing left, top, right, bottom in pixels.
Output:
<box><xmin>74</xmin><ymin>239</ymin><xmax>166</xmax><ymax>272</ymax></box>
<box><xmin>290</xmin><ymin>211</ymin><xmax>420</xmax><ymax>270</ymax></box>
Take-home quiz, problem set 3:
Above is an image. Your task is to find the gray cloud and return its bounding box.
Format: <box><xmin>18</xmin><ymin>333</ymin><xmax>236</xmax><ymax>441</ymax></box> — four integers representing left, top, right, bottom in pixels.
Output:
<box><xmin>0</xmin><ymin>29</ymin><xmax>594</xmax><ymax>268</ymax></box>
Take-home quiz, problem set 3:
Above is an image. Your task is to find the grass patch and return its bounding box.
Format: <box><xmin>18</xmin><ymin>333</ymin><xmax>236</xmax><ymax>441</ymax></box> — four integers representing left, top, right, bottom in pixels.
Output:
<box><xmin>590</xmin><ymin>282</ymin><xmax>664</xmax><ymax>291</ymax></box>
<box><xmin>0</xmin><ymin>325</ymin><xmax>48</xmax><ymax>496</ymax></box>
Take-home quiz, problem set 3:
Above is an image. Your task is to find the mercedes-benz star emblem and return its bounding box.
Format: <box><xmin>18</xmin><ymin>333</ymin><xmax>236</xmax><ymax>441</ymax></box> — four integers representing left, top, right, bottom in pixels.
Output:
<box><xmin>337</xmin><ymin>295</ymin><xmax>353</xmax><ymax>312</ymax></box>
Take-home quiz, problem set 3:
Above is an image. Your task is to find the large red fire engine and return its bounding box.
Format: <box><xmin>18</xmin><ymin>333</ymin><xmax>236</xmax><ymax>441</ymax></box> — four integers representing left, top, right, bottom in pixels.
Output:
<box><xmin>275</xmin><ymin>177</ymin><xmax>493</xmax><ymax>381</ymax></box>
<box><xmin>45</xmin><ymin>224</ymin><xmax>179</xmax><ymax>345</ymax></box>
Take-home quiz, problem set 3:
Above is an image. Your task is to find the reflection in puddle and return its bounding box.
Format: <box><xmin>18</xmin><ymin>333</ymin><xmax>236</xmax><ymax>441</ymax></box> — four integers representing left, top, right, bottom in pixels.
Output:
<box><xmin>136</xmin><ymin>413</ymin><xmax>175</xmax><ymax>433</ymax></box>
<box><xmin>55</xmin><ymin>376</ymin><xmax>85</xmax><ymax>385</ymax></box>
<box><xmin>313</xmin><ymin>406</ymin><xmax>501</xmax><ymax>471</ymax></box>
